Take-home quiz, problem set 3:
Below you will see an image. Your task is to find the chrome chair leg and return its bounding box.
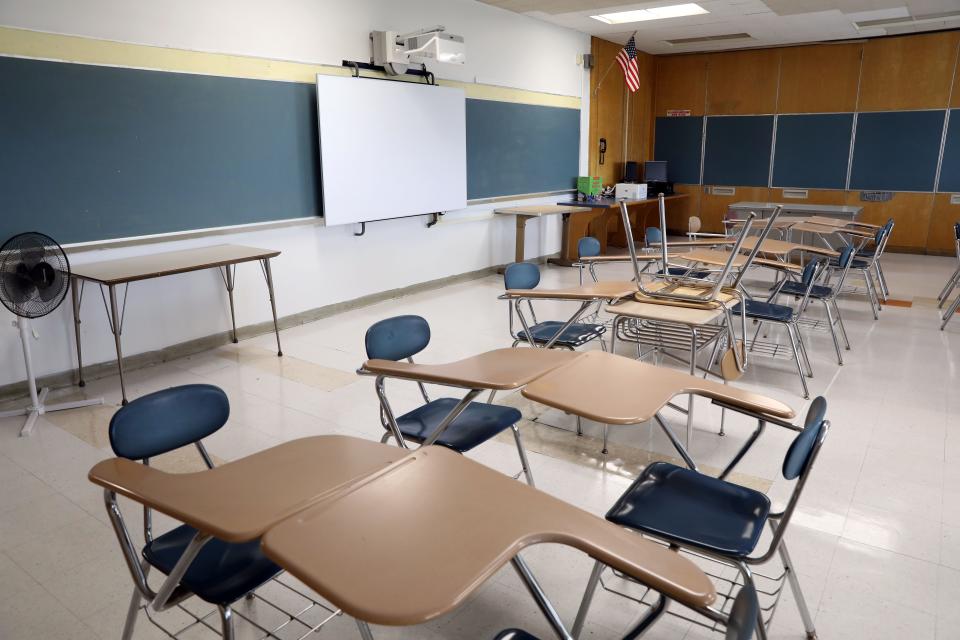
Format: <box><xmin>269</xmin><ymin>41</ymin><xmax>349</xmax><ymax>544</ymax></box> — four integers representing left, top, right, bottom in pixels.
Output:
<box><xmin>863</xmin><ymin>272</ymin><xmax>879</xmax><ymax>320</ymax></box>
<box><xmin>941</xmin><ymin>293</ymin><xmax>960</xmax><ymax>330</ymax></box>
<box><xmin>511</xmin><ymin>425</ymin><xmax>536</xmax><ymax>487</ymax></box>
<box><xmin>219</xmin><ymin>605</ymin><xmax>235</xmax><ymax>640</ymax></box>
<box><xmin>937</xmin><ymin>267</ymin><xmax>960</xmax><ymax>306</ymax></box>
<box><xmin>832</xmin><ymin>299</ymin><xmax>851</xmax><ymax>350</ymax></box>
<box><xmin>875</xmin><ymin>260</ymin><xmax>890</xmax><ymax>297</ymax></box>
<box><xmin>736</xmin><ymin>562</ymin><xmax>768</xmax><ymax>640</ymax></box>
<box><xmin>785</xmin><ymin>324</ymin><xmax>810</xmax><ymax>399</ymax></box>
<box><xmin>793</xmin><ymin>321</ymin><xmax>814</xmax><ymax>377</ymax></box>
<box><xmin>379</xmin><ymin>432</ymin><xmax>392</xmax><ymax>445</ymax></box>
<box><xmin>571</xmin><ymin>560</ymin><xmax>604</xmax><ymax>639</ymax></box>
<box><xmin>823</xmin><ymin>301</ymin><xmax>843</xmax><ymax>365</ymax></box>
<box><xmin>121</xmin><ymin>588</ymin><xmax>143</xmax><ymax>640</ymax></box>
<box><xmin>602</xmin><ymin>423</ymin><xmax>609</xmax><ymax>455</ymax></box>
<box><xmin>357</xmin><ymin>620</ymin><xmax>376</xmax><ymax>640</ymax></box>
<box><xmin>777</xmin><ymin>540</ymin><xmax>818</xmax><ymax>640</ymax></box>
<box><xmin>576</xmin><ymin>415</ymin><xmax>583</xmax><ymax>437</ymax></box>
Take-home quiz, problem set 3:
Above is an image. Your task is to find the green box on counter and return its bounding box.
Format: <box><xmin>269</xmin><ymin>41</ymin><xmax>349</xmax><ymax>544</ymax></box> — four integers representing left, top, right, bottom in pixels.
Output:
<box><xmin>577</xmin><ymin>176</ymin><xmax>601</xmax><ymax>197</ymax></box>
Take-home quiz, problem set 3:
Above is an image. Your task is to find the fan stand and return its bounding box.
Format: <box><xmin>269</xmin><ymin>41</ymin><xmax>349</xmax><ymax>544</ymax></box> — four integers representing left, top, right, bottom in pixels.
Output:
<box><xmin>0</xmin><ymin>316</ymin><xmax>103</xmax><ymax>437</ymax></box>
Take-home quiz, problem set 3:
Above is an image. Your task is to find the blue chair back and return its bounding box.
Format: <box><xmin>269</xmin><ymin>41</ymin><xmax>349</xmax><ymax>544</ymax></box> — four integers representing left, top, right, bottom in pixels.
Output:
<box><xmin>645</xmin><ymin>227</ymin><xmax>662</xmax><ymax>245</ymax></box>
<box><xmin>109</xmin><ymin>384</ymin><xmax>229</xmax><ymax>460</ymax></box>
<box><xmin>837</xmin><ymin>246</ymin><xmax>854</xmax><ymax>269</ymax></box>
<box><xmin>725</xmin><ymin>585</ymin><xmax>760</xmax><ymax>640</ymax></box>
<box><xmin>578</xmin><ymin>236</ymin><xmax>601</xmax><ymax>258</ymax></box>
<box><xmin>504</xmin><ymin>262</ymin><xmax>540</xmax><ymax>290</ymax></box>
<box><xmin>782</xmin><ymin>396</ymin><xmax>827</xmax><ymax>480</ymax></box>
<box><xmin>800</xmin><ymin>258</ymin><xmax>820</xmax><ymax>285</ymax></box>
<box><xmin>365</xmin><ymin>315</ymin><xmax>430</xmax><ymax>361</ymax></box>
<box><xmin>954</xmin><ymin>222</ymin><xmax>960</xmax><ymax>241</ymax></box>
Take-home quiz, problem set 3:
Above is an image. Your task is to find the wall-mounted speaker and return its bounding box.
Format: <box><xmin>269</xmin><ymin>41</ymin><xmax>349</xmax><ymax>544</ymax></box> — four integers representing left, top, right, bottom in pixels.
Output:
<box><xmin>582</xmin><ymin>53</ymin><xmax>593</xmax><ymax>69</ymax></box>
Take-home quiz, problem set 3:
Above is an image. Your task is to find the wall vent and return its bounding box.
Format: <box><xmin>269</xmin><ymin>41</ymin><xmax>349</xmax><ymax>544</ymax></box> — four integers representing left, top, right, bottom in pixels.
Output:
<box><xmin>664</xmin><ymin>33</ymin><xmax>752</xmax><ymax>46</ymax></box>
<box><xmin>951</xmin><ymin>194</ymin><xmax>960</xmax><ymax>205</ymax></box>
<box><xmin>855</xmin><ymin>11</ymin><xmax>960</xmax><ymax>29</ymax></box>
<box><xmin>710</xmin><ymin>186</ymin><xmax>736</xmax><ymax>196</ymax></box>
<box><xmin>782</xmin><ymin>189</ymin><xmax>808</xmax><ymax>199</ymax></box>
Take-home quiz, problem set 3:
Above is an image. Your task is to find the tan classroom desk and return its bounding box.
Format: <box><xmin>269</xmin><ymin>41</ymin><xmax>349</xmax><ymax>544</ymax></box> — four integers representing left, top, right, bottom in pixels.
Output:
<box><xmin>493</xmin><ymin>204</ymin><xmax>593</xmax><ymax>265</ymax></box>
<box><xmin>87</xmin><ymin>435</ymin><xmax>405</xmax><ymax>543</ymax></box>
<box><xmin>360</xmin><ymin>347</ymin><xmax>578</xmax><ymax>390</ymax></box>
<box><xmin>739</xmin><ymin>236</ymin><xmax>838</xmax><ymax>258</ymax></box>
<box><xmin>503</xmin><ymin>280</ymin><xmax>638</xmax><ymax>302</ymax></box>
<box><xmin>261</xmin><ymin>444</ymin><xmax>716</xmax><ymax>628</ymax></box>
<box><xmin>522</xmin><ymin>351</ymin><xmax>794</xmax><ymax>426</ymax></box>
<box><xmin>70</xmin><ymin>244</ymin><xmax>283</xmax><ymax>404</ymax></box>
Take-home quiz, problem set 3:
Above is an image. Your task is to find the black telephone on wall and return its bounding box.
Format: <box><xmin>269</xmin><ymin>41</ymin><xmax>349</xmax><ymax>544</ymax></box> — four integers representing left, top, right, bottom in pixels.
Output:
<box><xmin>598</xmin><ymin>138</ymin><xmax>607</xmax><ymax>165</ymax></box>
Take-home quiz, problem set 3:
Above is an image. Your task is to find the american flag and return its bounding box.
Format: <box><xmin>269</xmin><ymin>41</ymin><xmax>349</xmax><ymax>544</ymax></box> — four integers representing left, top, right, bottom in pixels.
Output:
<box><xmin>616</xmin><ymin>35</ymin><xmax>640</xmax><ymax>92</ymax></box>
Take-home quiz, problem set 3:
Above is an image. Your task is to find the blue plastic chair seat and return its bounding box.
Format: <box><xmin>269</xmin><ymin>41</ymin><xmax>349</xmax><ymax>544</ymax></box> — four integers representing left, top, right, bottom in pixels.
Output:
<box><xmin>778</xmin><ymin>281</ymin><xmax>832</xmax><ymax>299</ymax></box>
<box><xmin>395</xmin><ymin>398</ymin><xmax>522</xmax><ymax>452</ymax></box>
<box><xmin>494</xmin><ymin>631</ymin><xmax>539</xmax><ymax>640</ymax></box>
<box><xmin>606</xmin><ymin>462</ymin><xmax>771</xmax><ymax>558</ymax></box>
<box><xmin>516</xmin><ymin>321</ymin><xmax>605</xmax><ymax>347</ymax></box>
<box><xmin>828</xmin><ymin>257</ymin><xmax>870</xmax><ymax>269</ymax></box>
<box><xmin>658</xmin><ymin>267</ymin><xmax>710</xmax><ymax>279</ymax></box>
<box><xmin>143</xmin><ymin>525</ymin><xmax>281</xmax><ymax>605</ymax></box>
<box><xmin>732</xmin><ymin>299</ymin><xmax>793</xmax><ymax>323</ymax></box>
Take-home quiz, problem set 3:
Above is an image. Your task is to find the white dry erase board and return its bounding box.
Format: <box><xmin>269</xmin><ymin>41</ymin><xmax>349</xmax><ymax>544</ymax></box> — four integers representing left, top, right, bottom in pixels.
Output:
<box><xmin>315</xmin><ymin>75</ymin><xmax>467</xmax><ymax>226</ymax></box>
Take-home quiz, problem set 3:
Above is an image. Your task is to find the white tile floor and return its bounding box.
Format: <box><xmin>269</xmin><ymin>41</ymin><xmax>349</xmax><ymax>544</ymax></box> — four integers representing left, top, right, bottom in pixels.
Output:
<box><xmin>1</xmin><ymin>251</ymin><xmax>959</xmax><ymax>639</ymax></box>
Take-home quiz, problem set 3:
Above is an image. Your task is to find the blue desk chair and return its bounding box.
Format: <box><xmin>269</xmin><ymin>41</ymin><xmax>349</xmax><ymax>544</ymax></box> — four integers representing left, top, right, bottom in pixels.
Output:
<box><xmin>939</xmin><ymin>223</ymin><xmax>960</xmax><ymax>330</ymax></box>
<box><xmin>732</xmin><ymin>260</ymin><xmax>824</xmax><ymax>398</ymax></box>
<box><xmin>496</xmin><ymin>582</ymin><xmax>760</xmax><ymax>640</ymax></box>
<box><xmin>103</xmin><ymin>385</ymin><xmax>282</xmax><ymax>640</ymax></box>
<box><xmin>854</xmin><ymin>218</ymin><xmax>894</xmax><ymax>299</ymax></box>
<box><xmin>577</xmin><ymin>236</ymin><xmax>602</xmax><ymax>284</ymax></box>
<box><xmin>573</xmin><ymin>397</ymin><xmax>829</xmax><ymax>640</ymax></box>
<box><xmin>366</xmin><ymin>315</ymin><xmax>535</xmax><ymax>485</ymax></box>
<box><xmin>772</xmin><ymin>246</ymin><xmax>855</xmax><ymax>365</ymax></box>
<box><xmin>827</xmin><ymin>222</ymin><xmax>891</xmax><ymax>319</ymax></box>
<box><xmin>504</xmin><ymin>262</ymin><xmax>607</xmax><ymax>350</ymax></box>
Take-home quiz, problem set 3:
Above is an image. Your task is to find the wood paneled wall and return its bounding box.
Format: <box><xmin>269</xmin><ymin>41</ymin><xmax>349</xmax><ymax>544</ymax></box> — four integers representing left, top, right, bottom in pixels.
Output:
<box><xmin>639</xmin><ymin>30</ymin><xmax>960</xmax><ymax>254</ymax></box>
<box><xmin>588</xmin><ymin>37</ymin><xmax>656</xmax><ymax>186</ymax></box>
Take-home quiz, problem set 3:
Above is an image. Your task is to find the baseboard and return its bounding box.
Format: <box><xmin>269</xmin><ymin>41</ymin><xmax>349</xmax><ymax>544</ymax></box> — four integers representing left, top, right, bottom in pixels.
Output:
<box><xmin>0</xmin><ymin>253</ymin><xmax>559</xmax><ymax>403</ymax></box>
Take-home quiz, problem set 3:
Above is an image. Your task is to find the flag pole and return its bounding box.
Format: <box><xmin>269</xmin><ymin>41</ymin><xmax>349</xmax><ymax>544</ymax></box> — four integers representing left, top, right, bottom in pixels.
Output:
<box><xmin>592</xmin><ymin>31</ymin><xmax>638</xmax><ymax>96</ymax></box>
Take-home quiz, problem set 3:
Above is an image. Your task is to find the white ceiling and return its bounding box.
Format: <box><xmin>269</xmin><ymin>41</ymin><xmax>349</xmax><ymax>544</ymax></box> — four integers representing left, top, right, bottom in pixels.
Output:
<box><xmin>477</xmin><ymin>0</ymin><xmax>960</xmax><ymax>53</ymax></box>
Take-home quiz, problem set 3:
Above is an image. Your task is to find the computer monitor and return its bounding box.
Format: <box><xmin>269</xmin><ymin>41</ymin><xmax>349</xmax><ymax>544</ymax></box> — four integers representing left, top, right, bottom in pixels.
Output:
<box><xmin>644</xmin><ymin>160</ymin><xmax>668</xmax><ymax>182</ymax></box>
<box><xmin>623</xmin><ymin>161</ymin><xmax>640</xmax><ymax>182</ymax></box>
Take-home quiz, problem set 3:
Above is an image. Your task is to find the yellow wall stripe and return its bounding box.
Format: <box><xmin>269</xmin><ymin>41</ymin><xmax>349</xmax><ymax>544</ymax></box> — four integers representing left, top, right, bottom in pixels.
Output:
<box><xmin>0</xmin><ymin>26</ymin><xmax>581</xmax><ymax>109</ymax></box>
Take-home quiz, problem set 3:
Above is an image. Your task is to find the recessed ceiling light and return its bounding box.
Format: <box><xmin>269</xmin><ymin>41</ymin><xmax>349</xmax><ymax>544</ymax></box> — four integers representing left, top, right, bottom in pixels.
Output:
<box><xmin>591</xmin><ymin>3</ymin><xmax>709</xmax><ymax>25</ymax></box>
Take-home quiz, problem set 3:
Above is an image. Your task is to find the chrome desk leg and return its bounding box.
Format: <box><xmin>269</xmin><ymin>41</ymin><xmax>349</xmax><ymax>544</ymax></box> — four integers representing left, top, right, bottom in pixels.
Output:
<box><xmin>219</xmin><ymin>605</ymin><xmax>236</xmax><ymax>640</ymax></box>
<box><xmin>511</xmin><ymin>425</ymin><xmax>536</xmax><ymax>487</ymax></box>
<box><xmin>572</xmin><ymin>559</ymin><xmax>603</xmax><ymax>639</ymax></box>
<box><xmin>357</xmin><ymin>620</ymin><xmax>376</xmax><ymax>640</ymax></box>
<box><xmin>786</xmin><ymin>324</ymin><xmax>810</xmax><ymax>399</ymax></box>
<box><xmin>511</xmin><ymin>555</ymin><xmax>573</xmax><ymax>640</ymax></box>
<box><xmin>108</xmin><ymin>285</ymin><xmax>129</xmax><ymax>405</ymax></box>
<box><xmin>685</xmin><ymin>327</ymin><xmax>697</xmax><ymax>448</ymax></box>
<box><xmin>71</xmin><ymin>276</ymin><xmax>85</xmax><ymax>387</ymax></box>
<box><xmin>263</xmin><ymin>258</ymin><xmax>283</xmax><ymax>357</ymax></box>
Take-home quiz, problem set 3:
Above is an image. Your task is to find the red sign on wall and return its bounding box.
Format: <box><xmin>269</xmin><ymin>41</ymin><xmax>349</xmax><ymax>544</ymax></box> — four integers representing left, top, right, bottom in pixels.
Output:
<box><xmin>666</xmin><ymin>109</ymin><xmax>692</xmax><ymax>117</ymax></box>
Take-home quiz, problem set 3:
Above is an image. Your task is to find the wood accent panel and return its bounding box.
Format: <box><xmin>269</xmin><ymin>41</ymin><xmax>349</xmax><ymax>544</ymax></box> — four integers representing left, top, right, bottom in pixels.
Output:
<box><xmin>844</xmin><ymin>191</ymin><xmax>934</xmax><ymax>251</ymax></box>
<box><xmin>706</xmin><ymin>49</ymin><xmax>780</xmax><ymax>115</ymax></box>
<box><xmin>769</xmin><ymin>189</ymin><xmax>848</xmax><ymax>206</ymax></box>
<box><xmin>654</xmin><ymin>54</ymin><xmax>707</xmax><ymax>117</ymax></box>
<box><xmin>777</xmin><ymin>43</ymin><xmax>862</xmax><ymax>114</ymax></box>
<box><xmin>927</xmin><ymin>193</ymin><xmax>960</xmax><ymax>255</ymax></box>
<box><xmin>700</xmin><ymin>186</ymin><xmax>770</xmax><ymax>233</ymax></box>
<box><xmin>953</xmin><ymin>44</ymin><xmax>960</xmax><ymax>109</ymax></box>
<box><xmin>666</xmin><ymin>184</ymin><xmax>701</xmax><ymax>233</ymax></box>
<box><xmin>589</xmin><ymin>37</ymin><xmax>626</xmax><ymax>185</ymax></box>
<box><xmin>858</xmin><ymin>31</ymin><xmax>960</xmax><ymax>111</ymax></box>
<box><xmin>627</xmin><ymin>51</ymin><xmax>656</xmax><ymax>165</ymax></box>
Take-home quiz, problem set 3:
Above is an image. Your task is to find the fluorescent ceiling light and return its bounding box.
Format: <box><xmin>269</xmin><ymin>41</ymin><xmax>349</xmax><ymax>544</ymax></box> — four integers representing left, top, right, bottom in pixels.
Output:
<box><xmin>591</xmin><ymin>3</ymin><xmax>708</xmax><ymax>24</ymax></box>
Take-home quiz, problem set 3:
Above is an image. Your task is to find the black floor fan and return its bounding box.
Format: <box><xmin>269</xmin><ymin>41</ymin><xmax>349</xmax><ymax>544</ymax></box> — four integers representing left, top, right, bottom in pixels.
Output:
<box><xmin>0</xmin><ymin>232</ymin><xmax>102</xmax><ymax>436</ymax></box>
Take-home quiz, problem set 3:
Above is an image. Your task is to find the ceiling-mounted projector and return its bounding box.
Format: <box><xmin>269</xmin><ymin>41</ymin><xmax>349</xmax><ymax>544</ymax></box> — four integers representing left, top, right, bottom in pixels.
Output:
<box><xmin>371</xmin><ymin>26</ymin><xmax>466</xmax><ymax>75</ymax></box>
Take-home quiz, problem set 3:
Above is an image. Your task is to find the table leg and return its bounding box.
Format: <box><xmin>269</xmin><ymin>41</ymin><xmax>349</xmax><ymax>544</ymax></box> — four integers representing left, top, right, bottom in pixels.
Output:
<box><xmin>262</xmin><ymin>258</ymin><xmax>283</xmax><ymax>357</ymax></box>
<box><xmin>515</xmin><ymin>216</ymin><xmax>526</xmax><ymax>263</ymax></box>
<box><xmin>71</xmin><ymin>277</ymin><xmax>85</xmax><ymax>387</ymax></box>
<box><xmin>223</xmin><ymin>265</ymin><xmax>238</xmax><ymax>344</ymax></box>
<box><xmin>108</xmin><ymin>285</ymin><xmax>129</xmax><ymax>405</ymax></box>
